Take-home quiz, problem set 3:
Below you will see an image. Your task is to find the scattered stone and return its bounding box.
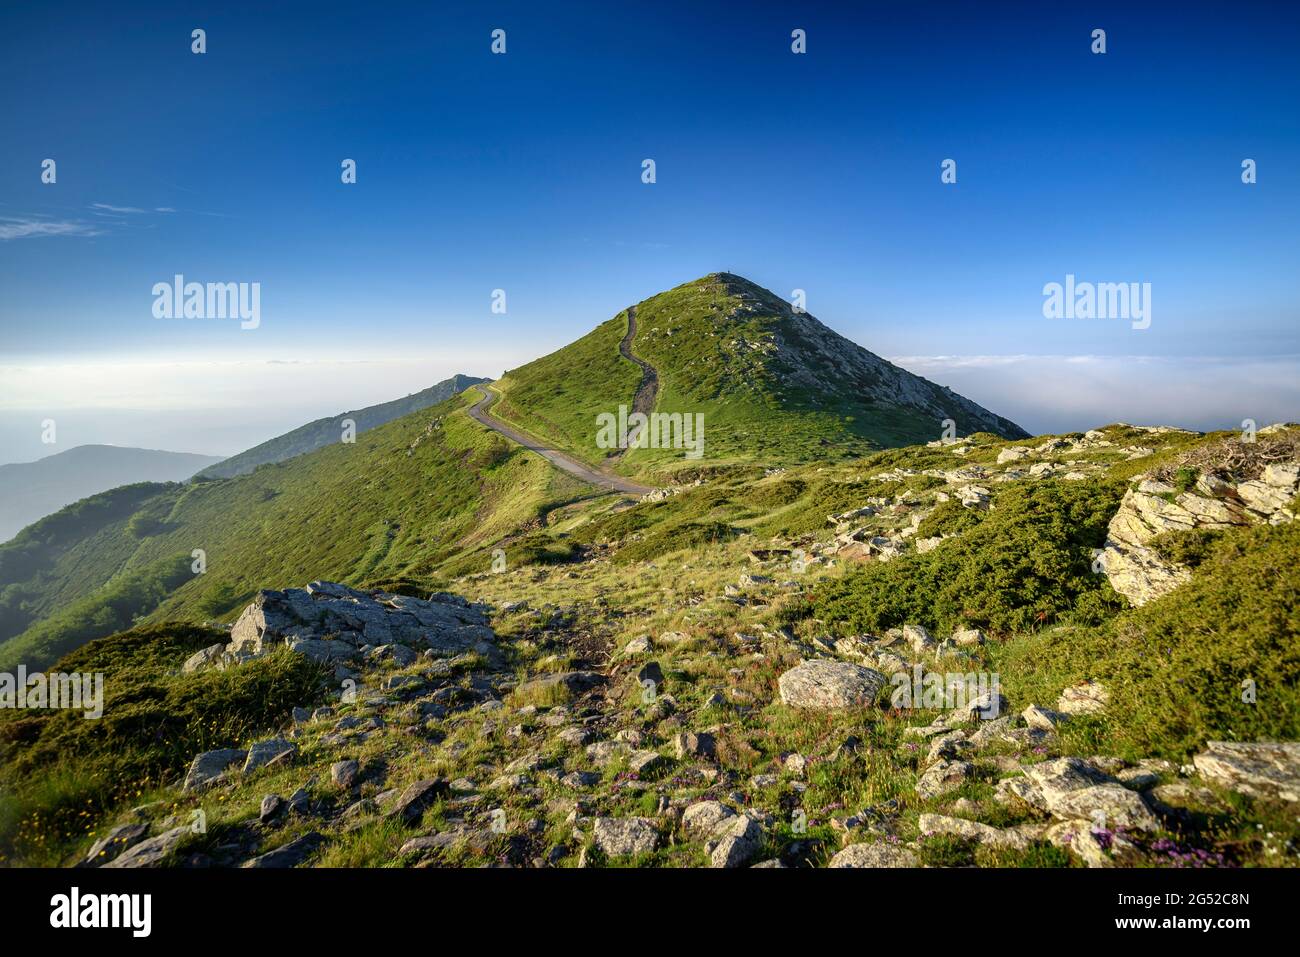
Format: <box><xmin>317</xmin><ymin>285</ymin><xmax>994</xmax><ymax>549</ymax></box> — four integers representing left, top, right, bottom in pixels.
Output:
<box><xmin>331</xmin><ymin>760</ymin><xmax>360</xmax><ymax>789</ymax></box>
<box><xmin>916</xmin><ymin>759</ymin><xmax>973</xmax><ymax>800</ymax></box>
<box><xmin>103</xmin><ymin>826</ymin><xmax>189</xmax><ymax>869</ymax></box>
<box><xmin>242</xmin><ymin>832</ymin><xmax>326</xmax><ymax>868</ymax></box>
<box><xmin>628</xmin><ymin>750</ymin><xmax>668</xmax><ymax>776</ymax></box>
<box><xmin>902</xmin><ymin>623</ymin><xmax>937</xmax><ymax>654</ymax></box>
<box><xmin>259</xmin><ymin>794</ymin><xmax>285</xmax><ymax>823</ymax></box>
<box><xmin>243</xmin><ymin>738</ymin><xmax>296</xmax><ymax>774</ymax></box>
<box><xmin>673</xmin><ymin>731</ymin><xmax>716</xmax><ymax>761</ymax></box>
<box><xmin>182</xmin><ymin>643</ymin><xmax>226</xmax><ymax>673</ymax></box>
<box><xmin>710</xmin><ymin>814</ymin><xmax>765</xmax><ymax>868</ymax></box>
<box><xmin>951</xmin><ymin>627</ymin><xmax>985</xmax><ymax>647</ymax></box>
<box><xmin>621</xmin><ymin>635</ymin><xmax>652</xmax><ymax>656</ymax></box>
<box><xmin>82</xmin><ymin>823</ymin><xmax>150</xmax><ymax>867</ymax></box>
<box><xmin>1057</xmin><ymin>681</ymin><xmax>1109</xmax><ymax>716</ymax></box>
<box><xmin>1048</xmin><ymin>784</ymin><xmax>1159</xmax><ymax>831</ymax></box>
<box><xmin>1022</xmin><ymin>704</ymin><xmax>1068</xmax><ymax>731</ymax></box>
<box><xmin>918</xmin><ymin>813</ymin><xmax>1032</xmax><ymax>851</ymax></box>
<box><xmin>389</xmin><ymin>779</ymin><xmax>447</xmax><ymax>826</ymax></box>
<box><xmin>683</xmin><ymin>801</ymin><xmax>735</xmax><ymax>836</ymax></box>
<box><xmin>515</xmin><ymin>670</ymin><xmax>605</xmax><ymax>698</ymax></box>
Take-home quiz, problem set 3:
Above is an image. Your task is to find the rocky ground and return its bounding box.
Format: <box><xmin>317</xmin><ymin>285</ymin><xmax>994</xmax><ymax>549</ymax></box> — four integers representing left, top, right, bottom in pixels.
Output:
<box><xmin>69</xmin><ymin>424</ymin><xmax>1300</xmax><ymax>869</ymax></box>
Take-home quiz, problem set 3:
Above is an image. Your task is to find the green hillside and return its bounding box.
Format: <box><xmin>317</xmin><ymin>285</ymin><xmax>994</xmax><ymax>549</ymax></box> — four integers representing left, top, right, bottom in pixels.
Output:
<box><xmin>0</xmin><ymin>389</ymin><xmax>592</xmax><ymax>672</ymax></box>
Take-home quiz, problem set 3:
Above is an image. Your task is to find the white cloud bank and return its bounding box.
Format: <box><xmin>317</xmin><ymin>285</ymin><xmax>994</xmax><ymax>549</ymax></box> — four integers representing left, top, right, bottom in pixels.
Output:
<box><xmin>891</xmin><ymin>354</ymin><xmax>1300</xmax><ymax>435</ymax></box>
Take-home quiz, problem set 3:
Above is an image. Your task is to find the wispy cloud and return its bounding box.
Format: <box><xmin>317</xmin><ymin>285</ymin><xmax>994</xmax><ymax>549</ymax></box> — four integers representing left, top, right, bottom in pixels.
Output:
<box><xmin>90</xmin><ymin>202</ymin><xmax>148</xmax><ymax>215</ymax></box>
<box><xmin>0</xmin><ymin>217</ymin><xmax>104</xmax><ymax>241</ymax></box>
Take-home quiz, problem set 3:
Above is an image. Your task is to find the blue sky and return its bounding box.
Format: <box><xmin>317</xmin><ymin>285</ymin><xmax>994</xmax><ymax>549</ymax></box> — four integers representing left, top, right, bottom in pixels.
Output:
<box><xmin>1</xmin><ymin>0</ymin><xmax>1298</xmax><ymax>460</ymax></box>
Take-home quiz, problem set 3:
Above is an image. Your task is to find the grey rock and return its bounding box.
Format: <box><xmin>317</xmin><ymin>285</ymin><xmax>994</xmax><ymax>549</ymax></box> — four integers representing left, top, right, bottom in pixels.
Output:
<box><xmin>1192</xmin><ymin>741</ymin><xmax>1300</xmax><ymax>803</ymax></box>
<box><xmin>709</xmin><ymin>813</ymin><xmax>765</xmax><ymax>868</ymax></box>
<box><xmin>673</xmin><ymin>731</ymin><xmax>716</xmax><ymax>761</ymax></box>
<box><xmin>243</xmin><ymin>738</ymin><xmax>296</xmax><ymax>774</ymax></box>
<box><xmin>331</xmin><ymin>759</ymin><xmax>360</xmax><ymax>789</ymax></box>
<box><xmin>259</xmin><ymin>794</ymin><xmax>285</xmax><ymax>823</ymax></box>
<box><xmin>777</xmin><ymin>660</ymin><xmax>886</xmax><ymax>710</ymax></box>
<box><xmin>182</xmin><ymin>643</ymin><xmax>226</xmax><ymax>673</ymax></box>
<box><xmin>683</xmin><ymin>800</ymin><xmax>735</xmax><ymax>836</ymax></box>
<box><xmin>828</xmin><ymin>842</ymin><xmax>919</xmax><ymax>868</ymax></box>
<box><xmin>1021</xmin><ymin>704</ymin><xmax>1068</xmax><ymax>730</ymax></box>
<box><xmin>183</xmin><ymin>748</ymin><xmax>246</xmax><ymax>792</ymax></box>
<box><xmin>103</xmin><ymin>826</ymin><xmax>189</xmax><ymax>868</ymax></box>
<box><xmin>1056</xmin><ymin>680</ymin><xmax>1110</xmax><ymax>715</ymax></box>
<box><xmin>591</xmin><ymin>817</ymin><xmax>659</xmax><ymax>857</ymax></box>
<box><xmin>241</xmin><ymin>832</ymin><xmax>326</xmax><ymax>868</ymax></box>
<box><xmin>389</xmin><ymin>779</ymin><xmax>447</xmax><ymax>826</ymax></box>
<box><xmin>916</xmin><ymin>759</ymin><xmax>973</xmax><ymax>799</ymax></box>
<box><xmin>82</xmin><ymin>822</ymin><xmax>150</xmax><ymax>867</ymax></box>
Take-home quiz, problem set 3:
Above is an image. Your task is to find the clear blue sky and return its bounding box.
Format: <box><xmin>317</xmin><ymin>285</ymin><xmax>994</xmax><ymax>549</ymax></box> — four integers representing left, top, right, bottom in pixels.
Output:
<box><xmin>1</xmin><ymin>0</ymin><xmax>1297</xmax><ymax>459</ymax></box>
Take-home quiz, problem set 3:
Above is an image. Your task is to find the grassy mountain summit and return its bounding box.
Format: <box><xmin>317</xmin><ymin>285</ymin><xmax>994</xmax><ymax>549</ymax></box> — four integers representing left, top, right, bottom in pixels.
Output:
<box><xmin>197</xmin><ymin>374</ymin><xmax>488</xmax><ymax>479</ymax></box>
<box><xmin>492</xmin><ymin>273</ymin><xmax>1027</xmax><ymax>479</ymax></box>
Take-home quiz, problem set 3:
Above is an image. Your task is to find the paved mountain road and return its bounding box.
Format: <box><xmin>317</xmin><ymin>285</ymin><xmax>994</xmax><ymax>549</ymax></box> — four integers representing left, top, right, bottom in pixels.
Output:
<box><xmin>466</xmin><ymin>386</ymin><xmax>655</xmax><ymax>496</ymax></box>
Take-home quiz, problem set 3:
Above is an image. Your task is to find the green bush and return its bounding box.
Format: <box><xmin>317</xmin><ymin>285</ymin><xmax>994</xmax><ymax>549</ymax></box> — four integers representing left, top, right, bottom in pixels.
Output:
<box><xmin>995</xmin><ymin>521</ymin><xmax>1300</xmax><ymax>760</ymax></box>
<box><xmin>812</xmin><ymin>480</ymin><xmax>1126</xmax><ymax>638</ymax></box>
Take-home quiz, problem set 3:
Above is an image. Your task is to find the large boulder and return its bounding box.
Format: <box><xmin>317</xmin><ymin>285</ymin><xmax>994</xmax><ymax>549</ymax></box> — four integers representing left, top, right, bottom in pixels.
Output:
<box><xmin>1100</xmin><ymin>461</ymin><xmax>1298</xmax><ymax>606</ymax></box>
<box><xmin>777</xmin><ymin>660</ymin><xmax>886</xmax><ymax>710</ymax></box>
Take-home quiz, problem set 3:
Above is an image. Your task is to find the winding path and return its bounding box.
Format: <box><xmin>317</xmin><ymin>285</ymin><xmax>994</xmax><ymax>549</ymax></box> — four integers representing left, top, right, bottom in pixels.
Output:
<box><xmin>466</xmin><ymin>385</ymin><xmax>655</xmax><ymax>496</ymax></box>
<box><xmin>612</xmin><ymin>305</ymin><xmax>659</xmax><ymax>458</ymax></box>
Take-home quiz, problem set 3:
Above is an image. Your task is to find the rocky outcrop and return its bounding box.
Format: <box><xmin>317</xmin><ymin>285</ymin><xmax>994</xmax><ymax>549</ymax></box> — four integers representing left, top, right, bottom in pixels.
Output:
<box><xmin>1192</xmin><ymin>741</ymin><xmax>1300</xmax><ymax>803</ymax></box>
<box><xmin>225</xmin><ymin>581</ymin><xmax>495</xmax><ymax>664</ymax></box>
<box><xmin>1100</xmin><ymin>462</ymin><xmax>1298</xmax><ymax>605</ymax></box>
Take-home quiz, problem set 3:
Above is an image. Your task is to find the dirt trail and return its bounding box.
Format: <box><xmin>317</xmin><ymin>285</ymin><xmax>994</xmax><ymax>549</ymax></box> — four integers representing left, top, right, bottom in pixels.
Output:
<box><xmin>611</xmin><ymin>305</ymin><xmax>659</xmax><ymax>459</ymax></box>
<box><xmin>466</xmin><ymin>386</ymin><xmax>655</xmax><ymax>495</ymax></box>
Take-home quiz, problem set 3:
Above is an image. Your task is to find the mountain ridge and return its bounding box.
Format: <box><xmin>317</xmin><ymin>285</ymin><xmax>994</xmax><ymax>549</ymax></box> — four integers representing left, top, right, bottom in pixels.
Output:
<box><xmin>196</xmin><ymin>373</ymin><xmax>489</xmax><ymax>479</ymax></box>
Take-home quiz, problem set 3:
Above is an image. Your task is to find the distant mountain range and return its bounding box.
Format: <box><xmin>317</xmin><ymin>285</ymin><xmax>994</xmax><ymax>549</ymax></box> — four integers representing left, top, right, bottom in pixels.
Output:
<box><xmin>0</xmin><ymin>445</ymin><xmax>222</xmax><ymax>543</ymax></box>
<box><xmin>196</xmin><ymin>374</ymin><xmax>489</xmax><ymax>479</ymax></box>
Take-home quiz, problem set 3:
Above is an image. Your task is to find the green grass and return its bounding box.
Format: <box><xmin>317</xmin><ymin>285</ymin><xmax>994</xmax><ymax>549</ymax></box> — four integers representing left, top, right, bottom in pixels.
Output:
<box><xmin>0</xmin><ymin>622</ymin><xmax>329</xmax><ymax>864</ymax></box>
